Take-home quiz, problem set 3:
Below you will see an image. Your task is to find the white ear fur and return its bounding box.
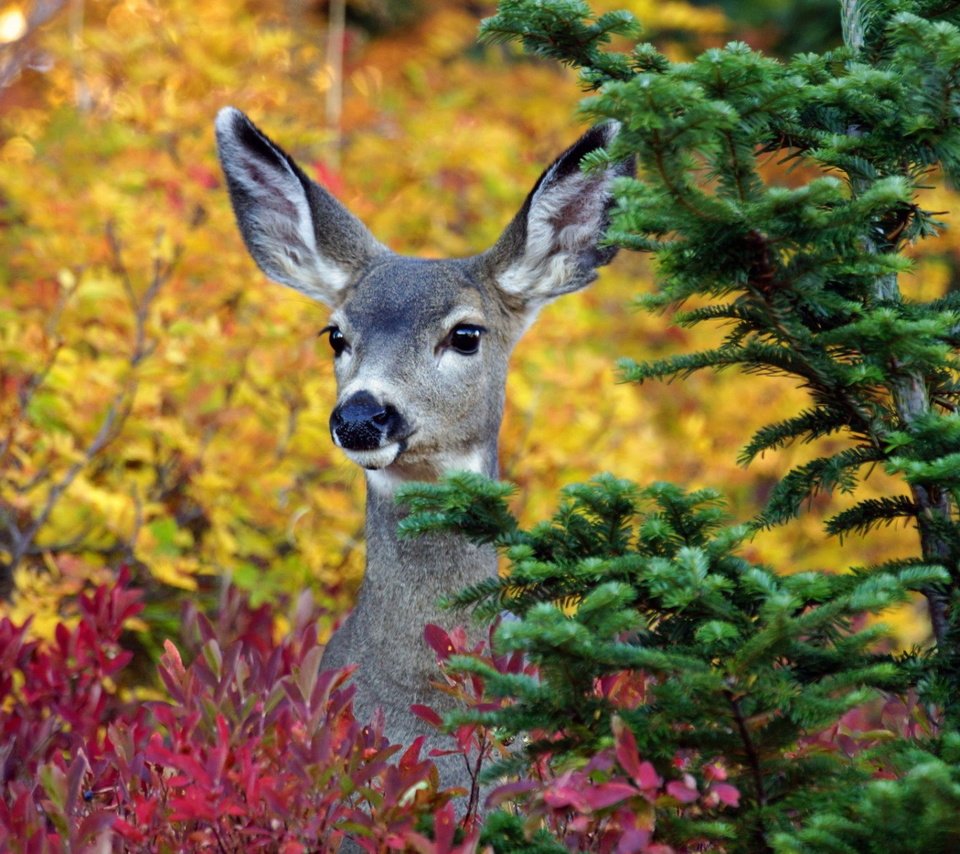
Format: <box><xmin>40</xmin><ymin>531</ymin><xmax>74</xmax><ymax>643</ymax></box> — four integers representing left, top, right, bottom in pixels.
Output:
<box><xmin>496</xmin><ymin>170</ymin><xmax>613</xmax><ymax>302</ymax></box>
<box><xmin>215</xmin><ymin>107</ymin><xmax>379</xmax><ymax>306</ymax></box>
<box><xmin>491</xmin><ymin>123</ymin><xmax>628</xmax><ymax>313</ymax></box>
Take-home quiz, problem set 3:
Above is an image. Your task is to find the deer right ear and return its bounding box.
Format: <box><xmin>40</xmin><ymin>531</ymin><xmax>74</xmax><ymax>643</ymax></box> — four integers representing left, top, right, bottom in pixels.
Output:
<box><xmin>215</xmin><ymin>107</ymin><xmax>386</xmax><ymax>306</ymax></box>
<box><xmin>484</xmin><ymin>123</ymin><xmax>632</xmax><ymax>316</ymax></box>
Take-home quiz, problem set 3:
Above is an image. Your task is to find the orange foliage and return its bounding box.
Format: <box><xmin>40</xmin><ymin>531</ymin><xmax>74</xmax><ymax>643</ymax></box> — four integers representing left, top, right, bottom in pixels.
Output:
<box><xmin>0</xmin><ymin>0</ymin><xmax>947</xmax><ymax>646</ymax></box>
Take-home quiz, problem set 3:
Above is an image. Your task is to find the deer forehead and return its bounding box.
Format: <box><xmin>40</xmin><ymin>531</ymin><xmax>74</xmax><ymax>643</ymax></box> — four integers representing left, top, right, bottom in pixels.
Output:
<box><xmin>335</xmin><ymin>256</ymin><xmax>497</xmax><ymax>340</ymax></box>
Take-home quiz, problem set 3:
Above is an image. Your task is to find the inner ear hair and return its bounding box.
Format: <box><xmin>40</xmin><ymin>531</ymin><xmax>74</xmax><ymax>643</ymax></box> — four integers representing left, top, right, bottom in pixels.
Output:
<box><xmin>487</xmin><ymin>122</ymin><xmax>631</xmax><ymax>308</ymax></box>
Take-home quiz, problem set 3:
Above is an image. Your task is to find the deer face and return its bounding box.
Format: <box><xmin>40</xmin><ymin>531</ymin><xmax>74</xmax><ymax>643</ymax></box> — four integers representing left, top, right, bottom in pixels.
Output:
<box><xmin>322</xmin><ymin>257</ymin><xmax>516</xmax><ymax>482</ymax></box>
<box><xmin>215</xmin><ymin>108</ymin><xmax>630</xmax><ymax>488</ymax></box>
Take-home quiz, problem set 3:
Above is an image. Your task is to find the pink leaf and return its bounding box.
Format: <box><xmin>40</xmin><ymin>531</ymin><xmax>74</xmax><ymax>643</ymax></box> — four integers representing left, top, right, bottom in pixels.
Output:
<box><xmin>433</xmin><ymin>802</ymin><xmax>456</xmax><ymax>849</ymax></box>
<box><xmin>616</xmin><ymin>829</ymin><xmax>653</xmax><ymax>854</ymax></box>
<box><xmin>712</xmin><ymin>782</ymin><xmax>740</xmax><ymax>807</ymax></box>
<box><xmin>428</xmin><ymin>748</ymin><xmax>463</xmax><ymax>757</ymax></box>
<box><xmin>613</xmin><ymin>716</ymin><xmax>650</xmax><ymax>786</ymax></box>
<box><xmin>703</xmin><ymin>761</ymin><xmax>728</xmax><ymax>781</ymax></box>
<box><xmin>634</xmin><ymin>760</ymin><xmax>662</xmax><ymax>793</ymax></box>
<box><xmin>160</xmin><ymin>639</ymin><xmax>184</xmax><ymax>675</ymax></box>
<box><xmin>448</xmin><ymin>625</ymin><xmax>467</xmax><ymax>648</ymax></box>
<box><xmin>666</xmin><ymin>780</ymin><xmax>699</xmax><ymax>804</ymax></box>
<box><xmin>543</xmin><ymin>786</ymin><xmax>590</xmax><ymax>812</ymax></box>
<box><xmin>583</xmin><ymin>781</ymin><xmax>639</xmax><ymax>810</ymax></box>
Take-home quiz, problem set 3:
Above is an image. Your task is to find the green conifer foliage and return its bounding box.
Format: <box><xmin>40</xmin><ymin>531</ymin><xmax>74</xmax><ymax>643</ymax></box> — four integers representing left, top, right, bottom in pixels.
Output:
<box><xmin>400</xmin><ymin>0</ymin><xmax>960</xmax><ymax>849</ymax></box>
<box><xmin>483</xmin><ymin>0</ymin><xmax>960</xmax><ymax>709</ymax></box>
<box><xmin>400</xmin><ymin>475</ymin><xmax>943</xmax><ymax>849</ymax></box>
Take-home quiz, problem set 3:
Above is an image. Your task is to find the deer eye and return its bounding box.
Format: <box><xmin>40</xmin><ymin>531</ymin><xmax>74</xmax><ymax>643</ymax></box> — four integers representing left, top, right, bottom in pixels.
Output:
<box><xmin>448</xmin><ymin>323</ymin><xmax>484</xmax><ymax>355</ymax></box>
<box><xmin>322</xmin><ymin>325</ymin><xmax>348</xmax><ymax>357</ymax></box>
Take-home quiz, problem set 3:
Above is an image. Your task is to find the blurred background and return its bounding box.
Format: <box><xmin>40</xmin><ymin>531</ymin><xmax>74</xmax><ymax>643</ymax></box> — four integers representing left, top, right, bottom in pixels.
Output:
<box><xmin>1</xmin><ymin>0</ymin><xmax>955</xmax><ymax>657</ymax></box>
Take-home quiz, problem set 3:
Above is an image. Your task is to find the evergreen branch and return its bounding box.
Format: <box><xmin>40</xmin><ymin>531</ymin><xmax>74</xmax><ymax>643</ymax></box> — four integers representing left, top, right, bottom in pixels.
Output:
<box><xmin>672</xmin><ymin>300</ymin><xmax>770</xmax><ymax>328</ymax></box>
<box><xmin>725</xmin><ymin>689</ymin><xmax>771</xmax><ymax>851</ymax></box>
<box><xmin>617</xmin><ymin>349</ymin><xmax>740</xmax><ymax>384</ymax></box>
<box><xmin>889</xmin><ymin>451</ymin><xmax>960</xmax><ymax>487</ymax></box>
<box><xmin>618</xmin><ymin>339</ymin><xmax>823</xmax><ymax>385</ymax></box>
<box><xmin>479</xmin><ymin>0</ymin><xmax>637</xmax><ymax>80</ymax></box>
<box><xmin>441</xmin><ymin>577</ymin><xmax>506</xmax><ymax>614</ymax></box>
<box><xmin>850</xmin><ymin>555</ymin><xmax>950</xmax><ymax>581</ymax></box>
<box><xmin>830</xmin><ymin>5</ymin><xmax>959</xmax><ymax>648</ymax></box>
<box><xmin>755</xmin><ymin>445</ymin><xmax>886</xmax><ymax>529</ymax></box>
<box><xmin>825</xmin><ymin>495</ymin><xmax>919</xmax><ymax>538</ymax></box>
<box><xmin>739</xmin><ymin>407</ymin><xmax>851</xmax><ymax>465</ymax></box>
<box><xmin>396</xmin><ymin>473</ymin><xmax>519</xmax><ymax>544</ymax></box>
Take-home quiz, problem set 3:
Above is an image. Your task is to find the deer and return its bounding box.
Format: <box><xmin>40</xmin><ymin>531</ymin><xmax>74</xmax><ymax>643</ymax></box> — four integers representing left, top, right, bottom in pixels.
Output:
<box><xmin>214</xmin><ymin>106</ymin><xmax>630</xmax><ymax>813</ymax></box>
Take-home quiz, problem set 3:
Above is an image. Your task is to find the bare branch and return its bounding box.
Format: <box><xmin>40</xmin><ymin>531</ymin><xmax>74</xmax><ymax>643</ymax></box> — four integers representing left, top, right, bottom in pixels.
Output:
<box><xmin>1</xmin><ymin>225</ymin><xmax>179</xmax><ymax>596</ymax></box>
<box><xmin>0</xmin><ymin>278</ymin><xmax>78</xmax><ymax>470</ymax></box>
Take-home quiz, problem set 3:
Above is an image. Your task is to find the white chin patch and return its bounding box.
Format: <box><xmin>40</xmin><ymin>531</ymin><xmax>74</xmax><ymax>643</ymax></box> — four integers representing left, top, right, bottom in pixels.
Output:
<box><xmin>343</xmin><ymin>443</ymin><xmax>401</xmax><ymax>470</ymax></box>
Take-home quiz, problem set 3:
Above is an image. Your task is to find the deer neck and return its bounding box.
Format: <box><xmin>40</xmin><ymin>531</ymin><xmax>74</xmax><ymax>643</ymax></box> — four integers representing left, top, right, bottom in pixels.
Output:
<box><xmin>353</xmin><ymin>444</ymin><xmax>499</xmax><ymax>642</ymax></box>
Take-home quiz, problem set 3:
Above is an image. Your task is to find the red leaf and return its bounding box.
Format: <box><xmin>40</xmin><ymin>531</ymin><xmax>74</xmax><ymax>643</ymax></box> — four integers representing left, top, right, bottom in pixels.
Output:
<box><xmin>144</xmin><ymin>734</ymin><xmax>212</xmax><ymax>787</ymax></box>
<box><xmin>188</xmin><ymin>164</ymin><xmax>220</xmax><ymax>189</ymax></box>
<box><xmin>167</xmin><ymin>794</ymin><xmax>217</xmax><ymax>823</ymax></box>
<box><xmin>410</xmin><ymin>704</ymin><xmax>443</xmax><ymax>727</ymax></box>
<box><xmin>424</xmin><ymin>625</ymin><xmax>455</xmax><ymax>661</ymax></box>
<box><xmin>134</xmin><ymin>797</ymin><xmax>158</xmax><ymax>826</ymax></box>
<box><xmin>312</xmin><ymin>160</ymin><xmax>346</xmax><ymax>196</ymax></box>
<box><xmin>455</xmin><ymin>724</ymin><xmax>476</xmax><ymax>753</ymax></box>
<box><xmin>399</xmin><ymin>735</ymin><xmax>426</xmax><ymax>770</ymax></box>
<box><xmin>112</xmin><ymin>818</ymin><xmax>146</xmax><ymax>843</ymax></box>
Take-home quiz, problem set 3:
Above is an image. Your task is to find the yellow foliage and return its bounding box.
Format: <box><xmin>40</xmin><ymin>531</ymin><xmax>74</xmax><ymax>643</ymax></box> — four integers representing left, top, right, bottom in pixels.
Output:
<box><xmin>147</xmin><ymin>556</ymin><xmax>201</xmax><ymax>591</ymax></box>
<box><xmin>0</xmin><ymin>0</ymin><xmax>949</xmax><ymax>651</ymax></box>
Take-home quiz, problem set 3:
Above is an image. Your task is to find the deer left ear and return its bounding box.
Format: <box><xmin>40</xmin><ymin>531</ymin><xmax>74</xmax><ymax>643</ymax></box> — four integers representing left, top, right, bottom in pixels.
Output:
<box><xmin>484</xmin><ymin>123</ymin><xmax>632</xmax><ymax>311</ymax></box>
<box><xmin>215</xmin><ymin>107</ymin><xmax>387</xmax><ymax>307</ymax></box>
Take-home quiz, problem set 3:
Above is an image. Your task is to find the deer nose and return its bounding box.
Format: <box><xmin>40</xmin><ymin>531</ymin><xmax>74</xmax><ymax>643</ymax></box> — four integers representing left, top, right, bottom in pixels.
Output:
<box><xmin>330</xmin><ymin>391</ymin><xmax>405</xmax><ymax>451</ymax></box>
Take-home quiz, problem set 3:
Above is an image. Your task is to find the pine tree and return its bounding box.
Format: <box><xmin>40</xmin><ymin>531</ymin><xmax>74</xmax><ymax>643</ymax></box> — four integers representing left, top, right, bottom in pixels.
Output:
<box><xmin>399</xmin><ymin>0</ymin><xmax>960</xmax><ymax>850</ymax></box>
<box><xmin>401</xmin><ymin>474</ymin><xmax>945</xmax><ymax>849</ymax></box>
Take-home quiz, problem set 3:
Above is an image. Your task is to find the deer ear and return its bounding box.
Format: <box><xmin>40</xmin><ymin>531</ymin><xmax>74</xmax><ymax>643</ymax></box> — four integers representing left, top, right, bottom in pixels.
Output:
<box><xmin>215</xmin><ymin>107</ymin><xmax>387</xmax><ymax>306</ymax></box>
<box><xmin>485</xmin><ymin>123</ymin><xmax>632</xmax><ymax>312</ymax></box>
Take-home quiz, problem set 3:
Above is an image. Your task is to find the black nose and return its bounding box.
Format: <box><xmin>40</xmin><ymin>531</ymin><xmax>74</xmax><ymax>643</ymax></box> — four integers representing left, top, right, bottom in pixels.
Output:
<box><xmin>330</xmin><ymin>391</ymin><xmax>405</xmax><ymax>451</ymax></box>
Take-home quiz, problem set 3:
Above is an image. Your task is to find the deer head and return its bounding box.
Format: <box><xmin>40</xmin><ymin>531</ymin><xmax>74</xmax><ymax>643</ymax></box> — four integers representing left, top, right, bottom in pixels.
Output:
<box><xmin>215</xmin><ymin>108</ymin><xmax>630</xmax><ymax>492</ymax></box>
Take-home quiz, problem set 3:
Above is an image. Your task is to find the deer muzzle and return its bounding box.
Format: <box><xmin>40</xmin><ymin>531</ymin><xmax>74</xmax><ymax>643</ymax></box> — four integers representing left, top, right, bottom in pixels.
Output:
<box><xmin>330</xmin><ymin>390</ymin><xmax>409</xmax><ymax>469</ymax></box>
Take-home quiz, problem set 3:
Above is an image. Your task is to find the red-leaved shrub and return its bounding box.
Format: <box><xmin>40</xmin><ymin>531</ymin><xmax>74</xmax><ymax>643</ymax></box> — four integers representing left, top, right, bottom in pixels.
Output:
<box><xmin>413</xmin><ymin>621</ymin><xmax>741</xmax><ymax>853</ymax></box>
<box><xmin>0</xmin><ymin>572</ymin><xmax>480</xmax><ymax>852</ymax></box>
<box><xmin>4</xmin><ymin>574</ymin><xmax>926</xmax><ymax>854</ymax></box>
